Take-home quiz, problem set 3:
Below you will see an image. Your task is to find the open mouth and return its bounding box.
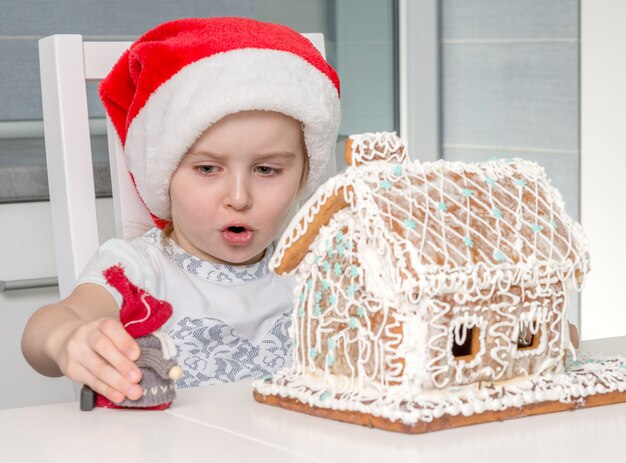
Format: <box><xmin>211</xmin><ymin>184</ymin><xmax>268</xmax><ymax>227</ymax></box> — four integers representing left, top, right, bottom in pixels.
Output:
<box><xmin>221</xmin><ymin>225</ymin><xmax>254</xmax><ymax>245</ymax></box>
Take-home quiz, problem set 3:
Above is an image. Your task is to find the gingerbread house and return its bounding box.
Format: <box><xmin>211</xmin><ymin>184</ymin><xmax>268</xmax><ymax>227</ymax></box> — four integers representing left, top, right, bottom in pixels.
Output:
<box><xmin>253</xmin><ymin>132</ymin><xmax>626</xmax><ymax>433</ymax></box>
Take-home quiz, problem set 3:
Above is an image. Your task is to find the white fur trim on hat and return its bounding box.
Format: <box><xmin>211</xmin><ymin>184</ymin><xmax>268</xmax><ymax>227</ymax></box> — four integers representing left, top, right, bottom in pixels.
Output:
<box><xmin>124</xmin><ymin>48</ymin><xmax>341</xmax><ymax>220</ymax></box>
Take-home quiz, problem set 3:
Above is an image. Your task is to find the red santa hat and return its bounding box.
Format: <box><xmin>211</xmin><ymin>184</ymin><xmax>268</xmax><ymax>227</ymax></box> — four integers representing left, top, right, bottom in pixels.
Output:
<box><xmin>99</xmin><ymin>17</ymin><xmax>341</xmax><ymax>228</ymax></box>
<box><xmin>103</xmin><ymin>265</ymin><xmax>172</xmax><ymax>338</ymax></box>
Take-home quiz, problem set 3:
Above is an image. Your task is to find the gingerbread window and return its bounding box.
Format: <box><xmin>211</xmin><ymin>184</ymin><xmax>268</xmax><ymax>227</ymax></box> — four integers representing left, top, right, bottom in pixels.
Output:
<box><xmin>451</xmin><ymin>325</ymin><xmax>480</xmax><ymax>361</ymax></box>
<box><xmin>517</xmin><ymin>320</ymin><xmax>541</xmax><ymax>351</ymax></box>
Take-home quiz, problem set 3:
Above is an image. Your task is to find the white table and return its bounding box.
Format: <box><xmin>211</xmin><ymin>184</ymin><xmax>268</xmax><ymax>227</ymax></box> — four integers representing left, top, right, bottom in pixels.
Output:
<box><xmin>2</xmin><ymin>337</ymin><xmax>626</xmax><ymax>463</ymax></box>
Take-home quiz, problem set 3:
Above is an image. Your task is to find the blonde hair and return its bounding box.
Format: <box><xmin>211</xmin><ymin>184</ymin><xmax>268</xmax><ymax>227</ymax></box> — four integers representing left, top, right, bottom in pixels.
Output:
<box><xmin>163</xmin><ymin>221</ymin><xmax>175</xmax><ymax>240</ymax></box>
<box><xmin>298</xmin><ymin>138</ymin><xmax>310</xmax><ymax>194</ymax></box>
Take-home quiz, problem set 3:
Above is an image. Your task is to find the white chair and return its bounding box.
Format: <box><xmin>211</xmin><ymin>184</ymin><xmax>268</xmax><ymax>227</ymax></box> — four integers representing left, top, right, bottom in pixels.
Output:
<box><xmin>39</xmin><ymin>33</ymin><xmax>327</xmax><ymax>299</ymax></box>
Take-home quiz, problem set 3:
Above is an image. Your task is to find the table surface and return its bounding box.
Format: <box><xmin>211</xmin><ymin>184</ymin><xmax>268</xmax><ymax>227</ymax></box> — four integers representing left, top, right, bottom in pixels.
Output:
<box><xmin>2</xmin><ymin>336</ymin><xmax>626</xmax><ymax>463</ymax></box>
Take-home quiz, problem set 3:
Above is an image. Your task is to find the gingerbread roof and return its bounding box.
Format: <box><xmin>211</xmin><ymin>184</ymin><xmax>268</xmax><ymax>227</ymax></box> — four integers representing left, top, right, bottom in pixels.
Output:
<box><xmin>271</xmin><ymin>133</ymin><xmax>589</xmax><ymax>299</ymax></box>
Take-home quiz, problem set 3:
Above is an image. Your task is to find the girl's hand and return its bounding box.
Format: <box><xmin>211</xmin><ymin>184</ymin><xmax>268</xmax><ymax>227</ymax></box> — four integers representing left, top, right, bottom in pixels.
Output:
<box><xmin>54</xmin><ymin>317</ymin><xmax>143</xmax><ymax>404</ymax></box>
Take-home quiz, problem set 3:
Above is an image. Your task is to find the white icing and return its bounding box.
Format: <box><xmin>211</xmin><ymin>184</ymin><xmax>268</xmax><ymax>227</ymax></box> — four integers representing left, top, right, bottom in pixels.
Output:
<box><xmin>261</xmin><ymin>132</ymin><xmax>593</xmax><ymax>425</ymax></box>
<box><xmin>398</xmin><ymin>300</ymin><xmax>430</xmax><ymax>390</ymax></box>
<box><xmin>254</xmin><ymin>353</ymin><xmax>626</xmax><ymax>425</ymax></box>
<box><xmin>271</xmin><ymin>151</ymin><xmax>589</xmax><ymax>299</ymax></box>
<box><xmin>348</xmin><ymin>131</ymin><xmax>409</xmax><ymax>166</ymax></box>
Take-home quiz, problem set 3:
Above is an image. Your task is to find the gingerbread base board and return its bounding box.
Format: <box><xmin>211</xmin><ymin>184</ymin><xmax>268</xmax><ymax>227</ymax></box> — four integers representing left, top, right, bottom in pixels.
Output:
<box><xmin>252</xmin><ymin>353</ymin><xmax>626</xmax><ymax>434</ymax></box>
<box><xmin>253</xmin><ymin>389</ymin><xmax>626</xmax><ymax>434</ymax></box>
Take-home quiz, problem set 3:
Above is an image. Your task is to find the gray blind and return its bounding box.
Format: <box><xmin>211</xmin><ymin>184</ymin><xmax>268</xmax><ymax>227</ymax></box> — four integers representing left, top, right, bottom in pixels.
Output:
<box><xmin>440</xmin><ymin>0</ymin><xmax>580</xmax><ymax>219</ymax></box>
<box><xmin>0</xmin><ymin>0</ymin><xmax>255</xmax><ymax>122</ymax></box>
<box><xmin>0</xmin><ymin>0</ymin><xmax>254</xmax><ymax>203</ymax></box>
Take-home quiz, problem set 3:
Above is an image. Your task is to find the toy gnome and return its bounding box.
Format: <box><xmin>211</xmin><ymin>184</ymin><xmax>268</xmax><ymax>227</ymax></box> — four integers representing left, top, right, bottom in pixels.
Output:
<box><xmin>80</xmin><ymin>265</ymin><xmax>183</xmax><ymax>411</ymax></box>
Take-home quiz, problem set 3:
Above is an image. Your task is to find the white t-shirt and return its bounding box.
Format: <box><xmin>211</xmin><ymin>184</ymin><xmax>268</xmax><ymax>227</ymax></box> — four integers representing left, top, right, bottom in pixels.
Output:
<box><xmin>76</xmin><ymin>228</ymin><xmax>295</xmax><ymax>388</ymax></box>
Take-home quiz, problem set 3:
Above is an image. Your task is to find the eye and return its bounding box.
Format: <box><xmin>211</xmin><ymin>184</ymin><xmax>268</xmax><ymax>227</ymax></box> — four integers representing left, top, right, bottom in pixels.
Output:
<box><xmin>255</xmin><ymin>165</ymin><xmax>282</xmax><ymax>177</ymax></box>
<box><xmin>195</xmin><ymin>165</ymin><xmax>219</xmax><ymax>175</ymax></box>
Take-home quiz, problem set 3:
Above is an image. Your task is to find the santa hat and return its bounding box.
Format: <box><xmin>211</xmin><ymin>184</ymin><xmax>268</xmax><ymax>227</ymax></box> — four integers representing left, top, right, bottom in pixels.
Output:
<box><xmin>103</xmin><ymin>265</ymin><xmax>172</xmax><ymax>338</ymax></box>
<box><xmin>99</xmin><ymin>17</ymin><xmax>341</xmax><ymax>228</ymax></box>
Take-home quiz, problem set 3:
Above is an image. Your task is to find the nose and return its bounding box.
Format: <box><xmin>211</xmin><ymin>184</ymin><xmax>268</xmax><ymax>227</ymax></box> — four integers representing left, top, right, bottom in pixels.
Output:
<box><xmin>224</xmin><ymin>172</ymin><xmax>252</xmax><ymax>211</ymax></box>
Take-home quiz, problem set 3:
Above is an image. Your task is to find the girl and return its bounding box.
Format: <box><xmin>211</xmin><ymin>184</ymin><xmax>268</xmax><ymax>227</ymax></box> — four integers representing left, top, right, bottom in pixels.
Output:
<box><xmin>21</xmin><ymin>17</ymin><xmax>341</xmax><ymax>404</ymax></box>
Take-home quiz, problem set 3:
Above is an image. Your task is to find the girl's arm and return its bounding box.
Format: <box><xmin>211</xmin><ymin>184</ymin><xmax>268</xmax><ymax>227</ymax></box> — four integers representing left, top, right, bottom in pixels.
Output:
<box><xmin>21</xmin><ymin>283</ymin><xmax>143</xmax><ymax>403</ymax></box>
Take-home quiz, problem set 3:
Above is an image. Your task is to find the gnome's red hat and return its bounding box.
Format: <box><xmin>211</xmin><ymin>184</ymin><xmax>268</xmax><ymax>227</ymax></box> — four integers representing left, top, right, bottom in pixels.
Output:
<box><xmin>99</xmin><ymin>17</ymin><xmax>341</xmax><ymax>228</ymax></box>
<box><xmin>103</xmin><ymin>265</ymin><xmax>172</xmax><ymax>338</ymax></box>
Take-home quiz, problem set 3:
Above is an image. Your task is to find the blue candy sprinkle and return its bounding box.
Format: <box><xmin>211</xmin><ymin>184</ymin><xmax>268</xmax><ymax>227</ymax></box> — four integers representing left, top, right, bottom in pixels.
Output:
<box><xmin>461</xmin><ymin>188</ymin><xmax>474</xmax><ymax>198</ymax></box>
<box><xmin>337</xmin><ymin>245</ymin><xmax>346</xmax><ymax>257</ymax></box>
<box><xmin>327</xmin><ymin>339</ymin><xmax>336</xmax><ymax>349</ymax></box>
<box><xmin>350</xmin><ymin>265</ymin><xmax>359</xmax><ymax>277</ymax></box>
<box><xmin>320</xmin><ymin>391</ymin><xmax>331</xmax><ymax>401</ymax></box>
<box><xmin>463</xmin><ymin>236</ymin><xmax>474</xmax><ymax>248</ymax></box>
<box><xmin>299</xmin><ymin>293</ymin><xmax>305</xmax><ymax>302</ymax></box>
<box><xmin>486</xmin><ymin>177</ymin><xmax>496</xmax><ymax>186</ymax></box>
<box><xmin>325</xmin><ymin>239</ymin><xmax>334</xmax><ymax>257</ymax></box>
<box><xmin>298</xmin><ymin>307</ymin><xmax>305</xmax><ymax>317</ymax></box>
<box><xmin>322</xmin><ymin>280</ymin><xmax>330</xmax><ymax>290</ymax></box>
<box><xmin>329</xmin><ymin>295</ymin><xmax>337</xmax><ymax>304</ymax></box>
<box><xmin>392</xmin><ymin>165</ymin><xmax>403</xmax><ymax>176</ymax></box>
<box><xmin>550</xmin><ymin>220</ymin><xmax>558</xmax><ymax>230</ymax></box>
<box><xmin>493</xmin><ymin>250</ymin><xmax>505</xmax><ymax>262</ymax></box>
<box><xmin>347</xmin><ymin>284</ymin><xmax>358</xmax><ymax>297</ymax></box>
<box><xmin>358</xmin><ymin>307</ymin><xmax>366</xmax><ymax>318</ymax></box>
<box><xmin>380</xmin><ymin>180</ymin><xmax>393</xmax><ymax>190</ymax></box>
<box><xmin>335</xmin><ymin>231</ymin><xmax>344</xmax><ymax>243</ymax></box>
<box><xmin>315</xmin><ymin>304</ymin><xmax>322</xmax><ymax>316</ymax></box>
<box><xmin>438</xmin><ymin>202</ymin><xmax>448</xmax><ymax>212</ymax></box>
<box><xmin>323</xmin><ymin>261</ymin><xmax>331</xmax><ymax>272</ymax></box>
<box><xmin>315</xmin><ymin>291</ymin><xmax>322</xmax><ymax>303</ymax></box>
<box><xmin>310</xmin><ymin>348</ymin><xmax>318</xmax><ymax>359</ymax></box>
<box><xmin>333</xmin><ymin>263</ymin><xmax>343</xmax><ymax>275</ymax></box>
<box><xmin>531</xmin><ymin>224</ymin><xmax>543</xmax><ymax>233</ymax></box>
<box><xmin>515</xmin><ymin>179</ymin><xmax>526</xmax><ymax>188</ymax></box>
<box><xmin>492</xmin><ymin>208</ymin><xmax>503</xmax><ymax>219</ymax></box>
<box><xmin>405</xmin><ymin>219</ymin><xmax>417</xmax><ymax>230</ymax></box>
<box><xmin>327</xmin><ymin>354</ymin><xmax>335</xmax><ymax>366</ymax></box>
<box><xmin>306</xmin><ymin>279</ymin><xmax>313</xmax><ymax>289</ymax></box>
<box><xmin>349</xmin><ymin>317</ymin><xmax>358</xmax><ymax>329</ymax></box>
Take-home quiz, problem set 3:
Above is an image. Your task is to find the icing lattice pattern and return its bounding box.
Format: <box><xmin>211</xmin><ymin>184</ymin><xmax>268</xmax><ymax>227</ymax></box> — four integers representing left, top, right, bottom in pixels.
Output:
<box><xmin>272</xmin><ymin>156</ymin><xmax>589</xmax><ymax>300</ymax></box>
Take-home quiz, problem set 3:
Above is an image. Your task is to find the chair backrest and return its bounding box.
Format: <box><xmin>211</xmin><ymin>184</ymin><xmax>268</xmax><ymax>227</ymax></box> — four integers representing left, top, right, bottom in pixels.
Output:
<box><xmin>39</xmin><ymin>33</ymin><xmax>327</xmax><ymax>299</ymax></box>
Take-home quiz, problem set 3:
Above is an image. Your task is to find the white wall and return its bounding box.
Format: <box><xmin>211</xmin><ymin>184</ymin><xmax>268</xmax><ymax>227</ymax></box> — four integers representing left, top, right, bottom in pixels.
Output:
<box><xmin>0</xmin><ymin>198</ymin><xmax>115</xmax><ymax>409</ymax></box>
<box><xmin>580</xmin><ymin>0</ymin><xmax>626</xmax><ymax>340</ymax></box>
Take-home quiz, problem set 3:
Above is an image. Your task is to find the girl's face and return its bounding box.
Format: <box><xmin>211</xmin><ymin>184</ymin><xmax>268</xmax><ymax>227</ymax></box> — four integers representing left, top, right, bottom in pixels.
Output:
<box><xmin>169</xmin><ymin>110</ymin><xmax>306</xmax><ymax>265</ymax></box>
